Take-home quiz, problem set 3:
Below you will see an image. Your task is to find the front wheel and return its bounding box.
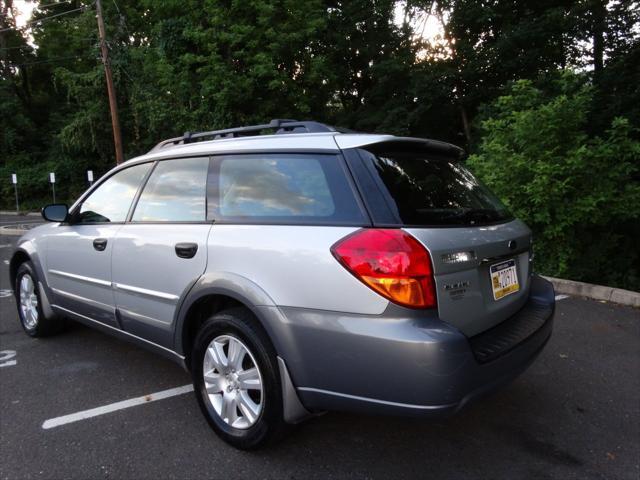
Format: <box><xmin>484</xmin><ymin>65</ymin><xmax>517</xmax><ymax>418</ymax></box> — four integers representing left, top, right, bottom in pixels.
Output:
<box><xmin>15</xmin><ymin>261</ymin><xmax>62</xmax><ymax>337</ymax></box>
<box><xmin>191</xmin><ymin>308</ymin><xmax>287</xmax><ymax>449</ymax></box>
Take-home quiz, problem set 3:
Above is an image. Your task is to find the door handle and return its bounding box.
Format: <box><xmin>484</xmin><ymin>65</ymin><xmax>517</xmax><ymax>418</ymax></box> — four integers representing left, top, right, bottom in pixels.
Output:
<box><xmin>93</xmin><ymin>238</ymin><xmax>108</xmax><ymax>251</ymax></box>
<box><xmin>175</xmin><ymin>242</ymin><xmax>198</xmax><ymax>259</ymax></box>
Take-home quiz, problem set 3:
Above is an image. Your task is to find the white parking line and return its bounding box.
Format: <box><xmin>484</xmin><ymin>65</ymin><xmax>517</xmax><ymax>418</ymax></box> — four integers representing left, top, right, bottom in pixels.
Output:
<box><xmin>555</xmin><ymin>294</ymin><xmax>570</xmax><ymax>301</ymax></box>
<box><xmin>42</xmin><ymin>384</ymin><xmax>193</xmax><ymax>430</ymax></box>
<box><xmin>0</xmin><ymin>350</ymin><xmax>17</xmax><ymax>368</ymax></box>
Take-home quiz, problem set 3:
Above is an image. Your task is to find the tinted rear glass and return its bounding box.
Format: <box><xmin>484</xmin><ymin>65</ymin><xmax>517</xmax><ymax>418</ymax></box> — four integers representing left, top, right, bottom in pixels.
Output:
<box><xmin>360</xmin><ymin>149</ymin><xmax>512</xmax><ymax>226</ymax></box>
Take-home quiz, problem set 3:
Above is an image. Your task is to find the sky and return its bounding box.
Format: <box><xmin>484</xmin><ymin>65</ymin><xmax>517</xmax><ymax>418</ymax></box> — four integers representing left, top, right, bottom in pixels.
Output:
<box><xmin>13</xmin><ymin>0</ymin><xmax>37</xmax><ymax>28</ymax></box>
<box><xmin>12</xmin><ymin>0</ymin><xmax>443</xmax><ymax>40</ymax></box>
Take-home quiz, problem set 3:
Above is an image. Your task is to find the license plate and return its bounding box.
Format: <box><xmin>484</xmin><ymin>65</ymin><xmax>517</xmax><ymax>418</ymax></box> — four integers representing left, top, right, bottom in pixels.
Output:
<box><xmin>490</xmin><ymin>259</ymin><xmax>519</xmax><ymax>300</ymax></box>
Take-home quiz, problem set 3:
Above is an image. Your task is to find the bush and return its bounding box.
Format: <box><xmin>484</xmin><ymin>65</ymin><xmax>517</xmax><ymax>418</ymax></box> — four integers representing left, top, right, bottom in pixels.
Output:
<box><xmin>468</xmin><ymin>76</ymin><xmax>640</xmax><ymax>291</ymax></box>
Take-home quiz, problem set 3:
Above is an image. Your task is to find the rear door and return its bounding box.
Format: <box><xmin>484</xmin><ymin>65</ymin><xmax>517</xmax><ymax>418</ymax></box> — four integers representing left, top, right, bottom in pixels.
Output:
<box><xmin>111</xmin><ymin>157</ymin><xmax>212</xmax><ymax>348</ymax></box>
<box><xmin>347</xmin><ymin>144</ymin><xmax>532</xmax><ymax>336</ymax></box>
<box><xmin>46</xmin><ymin>162</ymin><xmax>152</xmax><ymax>328</ymax></box>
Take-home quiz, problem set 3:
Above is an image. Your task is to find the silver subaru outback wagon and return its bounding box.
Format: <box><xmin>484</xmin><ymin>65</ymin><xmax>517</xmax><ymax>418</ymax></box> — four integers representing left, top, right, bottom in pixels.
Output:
<box><xmin>10</xmin><ymin>119</ymin><xmax>555</xmax><ymax>449</ymax></box>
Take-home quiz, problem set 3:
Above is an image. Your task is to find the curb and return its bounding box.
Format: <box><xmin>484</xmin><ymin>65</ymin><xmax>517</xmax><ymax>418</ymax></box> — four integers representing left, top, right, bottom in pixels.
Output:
<box><xmin>0</xmin><ymin>211</ymin><xmax>40</xmax><ymax>216</ymax></box>
<box><xmin>543</xmin><ymin>276</ymin><xmax>640</xmax><ymax>308</ymax></box>
<box><xmin>0</xmin><ymin>228</ymin><xmax>27</xmax><ymax>236</ymax></box>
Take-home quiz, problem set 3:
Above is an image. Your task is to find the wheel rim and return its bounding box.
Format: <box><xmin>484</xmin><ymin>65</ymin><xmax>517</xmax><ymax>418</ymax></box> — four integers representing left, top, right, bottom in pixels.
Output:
<box><xmin>203</xmin><ymin>335</ymin><xmax>264</xmax><ymax>429</ymax></box>
<box><xmin>19</xmin><ymin>274</ymin><xmax>39</xmax><ymax>329</ymax></box>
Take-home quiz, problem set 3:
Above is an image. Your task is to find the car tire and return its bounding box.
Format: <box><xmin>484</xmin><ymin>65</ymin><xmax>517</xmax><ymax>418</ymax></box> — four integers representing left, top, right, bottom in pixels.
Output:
<box><xmin>14</xmin><ymin>261</ymin><xmax>63</xmax><ymax>337</ymax></box>
<box><xmin>191</xmin><ymin>307</ymin><xmax>287</xmax><ymax>450</ymax></box>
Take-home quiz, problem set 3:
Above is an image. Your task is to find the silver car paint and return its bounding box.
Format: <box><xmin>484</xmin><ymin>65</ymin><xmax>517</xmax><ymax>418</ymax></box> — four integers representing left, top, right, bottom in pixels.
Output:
<box><xmin>46</xmin><ymin>223</ymin><xmax>121</xmax><ymax>328</ymax></box>
<box><xmin>205</xmin><ymin>225</ymin><xmax>389</xmax><ymax>315</ymax></box>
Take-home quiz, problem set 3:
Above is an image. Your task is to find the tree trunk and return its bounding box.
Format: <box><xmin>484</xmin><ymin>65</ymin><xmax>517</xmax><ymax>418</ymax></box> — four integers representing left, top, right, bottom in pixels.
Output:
<box><xmin>591</xmin><ymin>0</ymin><xmax>606</xmax><ymax>77</ymax></box>
<box><xmin>459</xmin><ymin>104</ymin><xmax>472</xmax><ymax>147</ymax></box>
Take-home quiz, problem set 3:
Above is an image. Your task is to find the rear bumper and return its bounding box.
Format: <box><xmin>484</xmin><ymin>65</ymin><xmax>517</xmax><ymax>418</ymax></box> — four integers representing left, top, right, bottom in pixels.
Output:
<box><xmin>264</xmin><ymin>275</ymin><xmax>554</xmax><ymax>417</ymax></box>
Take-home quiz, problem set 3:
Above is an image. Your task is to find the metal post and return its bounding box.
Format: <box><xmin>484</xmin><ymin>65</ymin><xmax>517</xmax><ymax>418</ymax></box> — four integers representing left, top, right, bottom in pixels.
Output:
<box><xmin>49</xmin><ymin>172</ymin><xmax>56</xmax><ymax>203</ymax></box>
<box><xmin>11</xmin><ymin>174</ymin><xmax>19</xmax><ymax>214</ymax></box>
<box><xmin>14</xmin><ymin>183</ymin><xmax>19</xmax><ymax>214</ymax></box>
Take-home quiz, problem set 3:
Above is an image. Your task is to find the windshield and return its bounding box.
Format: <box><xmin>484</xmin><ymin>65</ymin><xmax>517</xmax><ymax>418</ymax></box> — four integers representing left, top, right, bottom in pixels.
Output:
<box><xmin>362</xmin><ymin>150</ymin><xmax>513</xmax><ymax>226</ymax></box>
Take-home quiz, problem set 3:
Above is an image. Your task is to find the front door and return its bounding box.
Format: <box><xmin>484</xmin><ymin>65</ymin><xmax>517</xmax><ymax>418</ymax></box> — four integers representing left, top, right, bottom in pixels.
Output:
<box><xmin>46</xmin><ymin>162</ymin><xmax>153</xmax><ymax>328</ymax></box>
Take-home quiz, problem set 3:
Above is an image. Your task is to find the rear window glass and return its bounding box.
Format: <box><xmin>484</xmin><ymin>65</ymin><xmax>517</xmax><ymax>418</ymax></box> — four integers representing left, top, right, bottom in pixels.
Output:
<box><xmin>210</xmin><ymin>154</ymin><xmax>365</xmax><ymax>224</ymax></box>
<box><xmin>360</xmin><ymin>149</ymin><xmax>512</xmax><ymax>226</ymax></box>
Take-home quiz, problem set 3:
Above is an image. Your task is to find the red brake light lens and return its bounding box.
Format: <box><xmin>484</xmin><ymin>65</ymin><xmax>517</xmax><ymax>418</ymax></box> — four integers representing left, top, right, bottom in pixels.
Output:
<box><xmin>331</xmin><ymin>229</ymin><xmax>437</xmax><ymax>309</ymax></box>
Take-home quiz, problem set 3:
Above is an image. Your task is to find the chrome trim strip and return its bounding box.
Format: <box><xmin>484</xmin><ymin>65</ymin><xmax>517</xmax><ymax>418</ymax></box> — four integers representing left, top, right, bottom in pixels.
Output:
<box><xmin>112</xmin><ymin>282</ymin><xmax>179</xmax><ymax>302</ymax></box>
<box><xmin>50</xmin><ymin>304</ymin><xmax>185</xmax><ymax>360</ymax></box>
<box><xmin>48</xmin><ymin>269</ymin><xmax>111</xmax><ymax>287</ymax></box>
<box><xmin>51</xmin><ymin>287</ymin><xmax>115</xmax><ymax>311</ymax></box>
<box><xmin>480</xmin><ymin>247</ymin><xmax>529</xmax><ymax>264</ymax></box>
<box><xmin>297</xmin><ymin>387</ymin><xmax>456</xmax><ymax>410</ymax></box>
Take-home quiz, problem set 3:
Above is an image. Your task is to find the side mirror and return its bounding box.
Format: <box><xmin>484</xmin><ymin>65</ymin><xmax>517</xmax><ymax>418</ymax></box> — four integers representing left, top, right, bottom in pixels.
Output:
<box><xmin>42</xmin><ymin>204</ymin><xmax>69</xmax><ymax>223</ymax></box>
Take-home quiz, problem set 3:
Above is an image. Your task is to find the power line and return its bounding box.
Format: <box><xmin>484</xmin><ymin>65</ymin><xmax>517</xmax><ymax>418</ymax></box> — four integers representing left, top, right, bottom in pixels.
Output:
<box><xmin>35</xmin><ymin>0</ymin><xmax>75</xmax><ymax>9</ymax></box>
<box><xmin>0</xmin><ymin>36</ymin><xmax>97</xmax><ymax>53</ymax></box>
<box><xmin>7</xmin><ymin>54</ymin><xmax>93</xmax><ymax>67</ymax></box>
<box><xmin>0</xmin><ymin>45</ymin><xmax>33</xmax><ymax>51</ymax></box>
<box><xmin>0</xmin><ymin>4</ymin><xmax>93</xmax><ymax>33</ymax></box>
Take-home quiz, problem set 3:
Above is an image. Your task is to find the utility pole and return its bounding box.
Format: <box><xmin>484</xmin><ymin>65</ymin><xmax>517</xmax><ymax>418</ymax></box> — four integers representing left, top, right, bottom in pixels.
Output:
<box><xmin>95</xmin><ymin>0</ymin><xmax>124</xmax><ymax>165</ymax></box>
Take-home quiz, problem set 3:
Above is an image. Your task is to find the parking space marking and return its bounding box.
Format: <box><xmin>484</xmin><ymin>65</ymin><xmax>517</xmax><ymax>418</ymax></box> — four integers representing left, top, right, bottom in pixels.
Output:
<box><xmin>555</xmin><ymin>294</ymin><xmax>570</xmax><ymax>301</ymax></box>
<box><xmin>42</xmin><ymin>384</ymin><xmax>193</xmax><ymax>430</ymax></box>
<box><xmin>0</xmin><ymin>350</ymin><xmax>17</xmax><ymax>368</ymax></box>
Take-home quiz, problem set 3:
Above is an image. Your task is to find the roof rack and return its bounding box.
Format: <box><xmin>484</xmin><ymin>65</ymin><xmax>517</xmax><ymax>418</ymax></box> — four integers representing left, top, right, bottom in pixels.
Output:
<box><xmin>149</xmin><ymin>119</ymin><xmax>340</xmax><ymax>152</ymax></box>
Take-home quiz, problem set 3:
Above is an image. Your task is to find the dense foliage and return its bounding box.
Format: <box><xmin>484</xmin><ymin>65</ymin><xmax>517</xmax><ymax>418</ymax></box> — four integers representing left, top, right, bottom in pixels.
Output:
<box><xmin>468</xmin><ymin>75</ymin><xmax>640</xmax><ymax>289</ymax></box>
<box><xmin>1</xmin><ymin>0</ymin><xmax>639</xmax><ymax>289</ymax></box>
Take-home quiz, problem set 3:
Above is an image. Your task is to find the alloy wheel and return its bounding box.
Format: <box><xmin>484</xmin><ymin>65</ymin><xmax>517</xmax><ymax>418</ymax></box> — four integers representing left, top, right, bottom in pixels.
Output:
<box><xmin>19</xmin><ymin>274</ymin><xmax>39</xmax><ymax>329</ymax></box>
<box><xmin>203</xmin><ymin>334</ymin><xmax>264</xmax><ymax>429</ymax></box>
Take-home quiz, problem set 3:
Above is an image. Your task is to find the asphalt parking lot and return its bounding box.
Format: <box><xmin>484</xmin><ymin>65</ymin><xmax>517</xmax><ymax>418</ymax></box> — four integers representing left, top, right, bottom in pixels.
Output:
<box><xmin>1</xmin><ymin>231</ymin><xmax>639</xmax><ymax>480</ymax></box>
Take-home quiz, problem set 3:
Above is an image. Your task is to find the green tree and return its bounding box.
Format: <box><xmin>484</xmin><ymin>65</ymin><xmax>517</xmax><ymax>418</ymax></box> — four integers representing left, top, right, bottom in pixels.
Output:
<box><xmin>468</xmin><ymin>75</ymin><xmax>640</xmax><ymax>290</ymax></box>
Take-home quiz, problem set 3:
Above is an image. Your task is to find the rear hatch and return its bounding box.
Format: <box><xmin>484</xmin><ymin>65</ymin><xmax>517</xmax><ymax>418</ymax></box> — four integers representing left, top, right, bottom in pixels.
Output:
<box><xmin>348</xmin><ymin>141</ymin><xmax>532</xmax><ymax>336</ymax></box>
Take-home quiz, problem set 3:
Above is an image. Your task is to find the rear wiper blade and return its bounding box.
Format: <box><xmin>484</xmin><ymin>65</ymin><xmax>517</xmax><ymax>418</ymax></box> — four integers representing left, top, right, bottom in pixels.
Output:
<box><xmin>455</xmin><ymin>209</ymin><xmax>499</xmax><ymax>223</ymax></box>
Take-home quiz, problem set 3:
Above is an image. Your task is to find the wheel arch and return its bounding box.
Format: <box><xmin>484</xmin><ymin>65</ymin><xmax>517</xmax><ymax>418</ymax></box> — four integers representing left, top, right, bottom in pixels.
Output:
<box><xmin>9</xmin><ymin>249</ymin><xmax>31</xmax><ymax>286</ymax></box>
<box><xmin>174</xmin><ymin>273</ymin><xmax>278</xmax><ymax>367</ymax></box>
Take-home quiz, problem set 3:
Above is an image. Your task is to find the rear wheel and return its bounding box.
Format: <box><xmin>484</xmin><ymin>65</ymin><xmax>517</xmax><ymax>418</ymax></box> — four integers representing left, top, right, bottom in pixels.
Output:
<box><xmin>191</xmin><ymin>307</ymin><xmax>287</xmax><ymax>449</ymax></box>
<box><xmin>15</xmin><ymin>261</ymin><xmax>61</xmax><ymax>337</ymax></box>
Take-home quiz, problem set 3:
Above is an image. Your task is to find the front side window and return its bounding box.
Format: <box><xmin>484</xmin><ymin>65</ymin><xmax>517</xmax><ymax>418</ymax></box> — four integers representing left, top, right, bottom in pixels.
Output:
<box><xmin>76</xmin><ymin>163</ymin><xmax>151</xmax><ymax>223</ymax></box>
<box><xmin>132</xmin><ymin>157</ymin><xmax>209</xmax><ymax>222</ymax></box>
<box><xmin>210</xmin><ymin>154</ymin><xmax>365</xmax><ymax>224</ymax></box>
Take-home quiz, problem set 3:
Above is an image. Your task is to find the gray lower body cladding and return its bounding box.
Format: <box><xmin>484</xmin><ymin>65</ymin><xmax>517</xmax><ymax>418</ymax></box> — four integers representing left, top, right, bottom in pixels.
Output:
<box><xmin>262</xmin><ymin>275</ymin><xmax>554</xmax><ymax>417</ymax></box>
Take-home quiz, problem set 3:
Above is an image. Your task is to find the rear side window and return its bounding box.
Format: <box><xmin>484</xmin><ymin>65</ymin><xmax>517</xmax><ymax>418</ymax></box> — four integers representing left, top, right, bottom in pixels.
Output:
<box><xmin>358</xmin><ymin>149</ymin><xmax>512</xmax><ymax>226</ymax></box>
<box><xmin>132</xmin><ymin>157</ymin><xmax>209</xmax><ymax>222</ymax></box>
<box><xmin>209</xmin><ymin>154</ymin><xmax>365</xmax><ymax>225</ymax></box>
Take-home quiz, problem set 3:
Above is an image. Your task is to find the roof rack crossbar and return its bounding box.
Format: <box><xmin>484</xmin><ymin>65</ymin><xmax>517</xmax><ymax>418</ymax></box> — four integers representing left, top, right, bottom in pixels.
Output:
<box><xmin>150</xmin><ymin>119</ymin><xmax>337</xmax><ymax>152</ymax></box>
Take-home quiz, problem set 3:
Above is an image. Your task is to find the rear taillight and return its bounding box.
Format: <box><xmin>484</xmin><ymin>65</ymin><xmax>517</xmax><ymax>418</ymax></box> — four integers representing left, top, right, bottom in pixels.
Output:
<box><xmin>331</xmin><ymin>229</ymin><xmax>437</xmax><ymax>309</ymax></box>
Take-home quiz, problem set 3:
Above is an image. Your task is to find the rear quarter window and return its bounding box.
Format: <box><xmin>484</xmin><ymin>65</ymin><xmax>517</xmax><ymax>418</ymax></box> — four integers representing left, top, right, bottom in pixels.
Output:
<box><xmin>208</xmin><ymin>153</ymin><xmax>366</xmax><ymax>225</ymax></box>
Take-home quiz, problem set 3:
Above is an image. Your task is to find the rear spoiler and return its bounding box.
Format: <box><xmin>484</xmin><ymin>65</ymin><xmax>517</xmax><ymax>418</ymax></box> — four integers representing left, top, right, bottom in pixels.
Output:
<box><xmin>334</xmin><ymin>135</ymin><xmax>466</xmax><ymax>159</ymax></box>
